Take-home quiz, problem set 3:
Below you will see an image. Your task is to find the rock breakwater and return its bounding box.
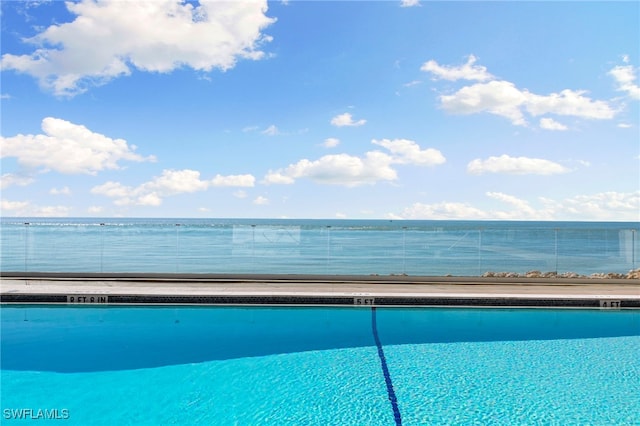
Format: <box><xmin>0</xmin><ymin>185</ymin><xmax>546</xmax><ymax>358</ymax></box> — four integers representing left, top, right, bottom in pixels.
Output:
<box><xmin>482</xmin><ymin>269</ymin><xmax>640</xmax><ymax>279</ymax></box>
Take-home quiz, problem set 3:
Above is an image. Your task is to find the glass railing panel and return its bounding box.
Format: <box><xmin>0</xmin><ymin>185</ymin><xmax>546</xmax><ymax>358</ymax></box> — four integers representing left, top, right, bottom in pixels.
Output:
<box><xmin>1</xmin><ymin>220</ymin><xmax>637</xmax><ymax>276</ymax></box>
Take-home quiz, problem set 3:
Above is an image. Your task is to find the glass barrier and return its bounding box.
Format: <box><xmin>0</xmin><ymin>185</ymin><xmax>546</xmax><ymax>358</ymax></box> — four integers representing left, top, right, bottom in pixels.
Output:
<box><xmin>1</xmin><ymin>221</ymin><xmax>637</xmax><ymax>277</ymax></box>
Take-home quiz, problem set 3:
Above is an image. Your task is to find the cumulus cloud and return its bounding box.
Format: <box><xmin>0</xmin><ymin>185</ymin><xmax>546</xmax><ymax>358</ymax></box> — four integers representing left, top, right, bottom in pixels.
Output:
<box><xmin>0</xmin><ymin>173</ymin><xmax>35</xmax><ymax>189</ymax></box>
<box><xmin>253</xmin><ymin>196</ymin><xmax>269</xmax><ymax>205</ymax></box>
<box><xmin>372</xmin><ymin>138</ymin><xmax>446</xmax><ymax>166</ymax></box>
<box><xmin>393</xmin><ymin>191</ymin><xmax>639</xmax><ymax>221</ymax></box>
<box><xmin>87</xmin><ymin>206</ymin><xmax>104</xmax><ymax>214</ymax></box>
<box><xmin>264</xmin><ymin>152</ymin><xmax>397</xmax><ymax>187</ymax></box>
<box><xmin>440</xmin><ymin>80</ymin><xmax>528</xmax><ymax>125</ymax></box>
<box><xmin>397</xmin><ymin>201</ymin><xmax>491</xmax><ymax>220</ymax></box>
<box><xmin>421</xmin><ymin>55</ymin><xmax>494</xmax><ymax>82</ymax></box>
<box><xmin>485</xmin><ymin>191</ymin><xmax>537</xmax><ymax>217</ymax></box>
<box><xmin>425</xmin><ymin>56</ymin><xmax>616</xmax><ymax>126</ymax></box>
<box><xmin>1</xmin><ymin>199</ymin><xmax>71</xmax><ymax>217</ymax></box>
<box><xmin>322</xmin><ymin>137</ymin><xmax>340</xmax><ymax>148</ymax></box>
<box><xmin>0</xmin><ymin>199</ymin><xmax>30</xmax><ymax>212</ymax></box>
<box><xmin>562</xmin><ymin>191</ymin><xmax>640</xmax><ymax>220</ymax></box>
<box><xmin>263</xmin><ymin>138</ymin><xmax>445</xmax><ymax>187</ymax></box>
<box><xmin>1</xmin><ymin>0</ymin><xmax>276</xmax><ymax>96</ymax></box>
<box><xmin>525</xmin><ymin>90</ymin><xmax>615</xmax><ymax>119</ymax></box>
<box><xmin>330</xmin><ymin>113</ymin><xmax>366</xmax><ymax>127</ymax></box>
<box><xmin>50</xmin><ymin>186</ymin><xmax>72</xmax><ymax>196</ymax></box>
<box><xmin>92</xmin><ymin>169</ymin><xmax>255</xmax><ymax>206</ymax></box>
<box><xmin>467</xmin><ymin>155</ymin><xmax>569</xmax><ymax>175</ymax></box>
<box><xmin>608</xmin><ymin>64</ymin><xmax>640</xmax><ymax>100</ymax></box>
<box><xmin>539</xmin><ymin>118</ymin><xmax>568</xmax><ymax>131</ymax></box>
<box><xmin>0</xmin><ymin>117</ymin><xmax>155</xmax><ymax>174</ymax></box>
<box><xmin>211</xmin><ymin>174</ymin><xmax>255</xmax><ymax>187</ymax></box>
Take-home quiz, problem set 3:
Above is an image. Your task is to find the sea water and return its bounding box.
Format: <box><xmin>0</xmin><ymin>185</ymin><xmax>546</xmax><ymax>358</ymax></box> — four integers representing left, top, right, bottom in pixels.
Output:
<box><xmin>1</xmin><ymin>306</ymin><xmax>639</xmax><ymax>425</ymax></box>
<box><xmin>0</xmin><ymin>218</ymin><xmax>637</xmax><ymax>276</ymax></box>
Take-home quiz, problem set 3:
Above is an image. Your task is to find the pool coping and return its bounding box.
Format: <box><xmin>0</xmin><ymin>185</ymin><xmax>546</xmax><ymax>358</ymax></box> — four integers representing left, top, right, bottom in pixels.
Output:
<box><xmin>1</xmin><ymin>272</ymin><xmax>639</xmax><ymax>308</ymax></box>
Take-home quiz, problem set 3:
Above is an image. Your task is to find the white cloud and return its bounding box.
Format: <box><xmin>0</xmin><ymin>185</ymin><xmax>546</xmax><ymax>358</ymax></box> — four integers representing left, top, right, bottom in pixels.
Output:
<box><xmin>262</xmin><ymin>171</ymin><xmax>296</xmax><ymax>185</ymax></box>
<box><xmin>233</xmin><ymin>190</ymin><xmax>248</xmax><ymax>199</ymax></box>
<box><xmin>265</xmin><ymin>152</ymin><xmax>397</xmax><ymax>187</ymax></box>
<box><xmin>0</xmin><ymin>199</ymin><xmax>30</xmax><ymax>212</ymax></box>
<box><xmin>0</xmin><ymin>173</ymin><xmax>35</xmax><ymax>189</ymax></box>
<box><xmin>1</xmin><ymin>0</ymin><xmax>276</xmax><ymax>96</ymax></box>
<box><xmin>1</xmin><ymin>199</ymin><xmax>71</xmax><ymax>217</ymax></box>
<box><xmin>428</xmin><ymin>56</ymin><xmax>616</xmax><ymax>126</ymax></box>
<box><xmin>253</xmin><ymin>196</ymin><xmax>269</xmax><ymax>205</ymax></box>
<box><xmin>0</xmin><ymin>117</ymin><xmax>155</xmax><ymax>174</ymax></box>
<box><xmin>403</xmin><ymin>80</ymin><xmax>422</xmax><ymax>87</ymax></box>
<box><xmin>261</xmin><ymin>124</ymin><xmax>279</xmax><ymax>136</ymax></box>
<box><xmin>50</xmin><ymin>186</ymin><xmax>71</xmax><ymax>196</ymax></box>
<box><xmin>397</xmin><ymin>201</ymin><xmax>491</xmax><ymax>220</ymax></box>
<box><xmin>467</xmin><ymin>155</ymin><xmax>569</xmax><ymax>175</ymax></box>
<box><xmin>539</xmin><ymin>117</ymin><xmax>568</xmax><ymax>131</ymax></box>
<box><xmin>421</xmin><ymin>55</ymin><xmax>494</xmax><ymax>82</ymax></box>
<box><xmin>393</xmin><ymin>191</ymin><xmax>639</xmax><ymax>221</ymax></box>
<box><xmin>144</xmin><ymin>169</ymin><xmax>210</xmax><ymax>195</ymax></box>
<box><xmin>525</xmin><ymin>89</ymin><xmax>615</xmax><ymax>119</ymax></box>
<box><xmin>372</xmin><ymin>139</ymin><xmax>446</xmax><ymax>166</ymax></box>
<box><xmin>562</xmin><ymin>191</ymin><xmax>640</xmax><ymax>220</ymax></box>
<box><xmin>263</xmin><ymin>138</ymin><xmax>444</xmax><ymax>187</ymax></box>
<box><xmin>440</xmin><ymin>80</ymin><xmax>528</xmax><ymax>125</ymax></box>
<box><xmin>485</xmin><ymin>192</ymin><xmax>538</xmax><ymax>217</ymax></box>
<box><xmin>87</xmin><ymin>206</ymin><xmax>104</xmax><ymax>214</ymax></box>
<box><xmin>211</xmin><ymin>174</ymin><xmax>255</xmax><ymax>187</ymax></box>
<box><xmin>617</xmin><ymin>123</ymin><xmax>633</xmax><ymax>129</ymax></box>
<box><xmin>608</xmin><ymin>64</ymin><xmax>640</xmax><ymax>100</ymax></box>
<box><xmin>92</xmin><ymin>169</ymin><xmax>255</xmax><ymax>206</ymax></box>
<box><xmin>322</xmin><ymin>137</ymin><xmax>340</xmax><ymax>148</ymax></box>
<box><xmin>400</xmin><ymin>0</ymin><xmax>420</xmax><ymax>7</ymax></box>
<box><xmin>330</xmin><ymin>112</ymin><xmax>366</xmax><ymax>127</ymax></box>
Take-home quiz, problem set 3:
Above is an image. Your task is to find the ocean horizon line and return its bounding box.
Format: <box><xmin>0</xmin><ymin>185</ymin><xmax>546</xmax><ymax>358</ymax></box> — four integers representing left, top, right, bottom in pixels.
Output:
<box><xmin>2</xmin><ymin>216</ymin><xmax>638</xmax><ymax>225</ymax></box>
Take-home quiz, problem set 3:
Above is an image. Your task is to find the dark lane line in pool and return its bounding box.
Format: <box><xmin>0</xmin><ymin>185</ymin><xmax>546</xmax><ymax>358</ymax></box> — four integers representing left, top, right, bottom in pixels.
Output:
<box><xmin>371</xmin><ymin>307</ymin><xmax>402</xmax><ymax>426</ymax></box>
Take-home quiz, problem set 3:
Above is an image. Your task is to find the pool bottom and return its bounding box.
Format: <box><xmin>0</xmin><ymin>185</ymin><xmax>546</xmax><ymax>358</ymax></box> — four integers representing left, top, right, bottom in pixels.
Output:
<box><xmin>2</xmin><ymin>306</ymin><xmax>639</xmax><ymax>425</ymax></box>
<box><xmin>2</xmin><ymin>336</ymin><xmax>639</xmax><ymax>425</ymax></box>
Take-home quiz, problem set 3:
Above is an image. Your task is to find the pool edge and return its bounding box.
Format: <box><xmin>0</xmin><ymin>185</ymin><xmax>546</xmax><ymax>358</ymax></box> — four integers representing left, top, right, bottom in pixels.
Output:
<box><xmin>2</xmin><ymin>273</ymin><xmax>639</xmax><ymax>308</ymax></box>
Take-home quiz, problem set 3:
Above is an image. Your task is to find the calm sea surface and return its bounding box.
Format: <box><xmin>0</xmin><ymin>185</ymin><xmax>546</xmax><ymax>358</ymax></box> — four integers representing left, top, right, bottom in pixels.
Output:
<box><xmin>0</xmin><ymin>218</ymin><xmax>637</xmax><ymax>276</ymax></box>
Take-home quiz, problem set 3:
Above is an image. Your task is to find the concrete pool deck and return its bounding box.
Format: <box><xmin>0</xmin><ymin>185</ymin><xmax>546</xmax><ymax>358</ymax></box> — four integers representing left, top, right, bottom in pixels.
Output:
<box><xmin>1</xmin><ymin>273</ymin><xmax>639</xmax><ymax>308</ymax></box>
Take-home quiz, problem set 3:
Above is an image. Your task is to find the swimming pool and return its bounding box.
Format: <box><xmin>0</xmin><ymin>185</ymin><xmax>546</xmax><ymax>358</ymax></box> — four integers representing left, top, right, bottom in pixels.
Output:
<box><xmin>2</xmin><ymin>306</ymin><xmax>639</xmax><ymax>425</ymax></box>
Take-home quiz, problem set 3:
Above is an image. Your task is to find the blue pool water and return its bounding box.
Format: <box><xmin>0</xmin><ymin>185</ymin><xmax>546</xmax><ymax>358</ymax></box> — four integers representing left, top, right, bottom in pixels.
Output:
<box><xmin>1</xmin><ymin>218</ymin><xmax>638</xmax><ymax>276</ymax></box>
<box><xmin>2</xmin><ymin>306</ymin><xmax>639</xmax><ymax>425</ymax></box>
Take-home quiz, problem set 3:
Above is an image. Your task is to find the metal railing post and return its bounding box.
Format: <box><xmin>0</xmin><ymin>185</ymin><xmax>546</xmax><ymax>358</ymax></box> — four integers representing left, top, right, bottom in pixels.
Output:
<box><xmin>24</xmin><ymin>222</ymin><xmax>30</xmax><ymax>272</ymax></box>
<box><xmin>554</xmin><ymin>228</ymin><xmax>559</xmax><ymax>274</ymax></box>
<box><xmin>100</xmin><ymin>223</ymin><xmax>105</xmax><ymax>273</ymax></box>
<box><xmin>326</xmin><ymin>226</ymin><xmax>331</xmax><ymax>273</ymax></box>
<box><xmin>175</xmin><ymin>224</ymin><xmax>181</xmax><ymax>273</ymax></box>
<box><xmin>402</xmin><ymin>226</ymin><xmax>407</xmax><ymax>274</ymax></box>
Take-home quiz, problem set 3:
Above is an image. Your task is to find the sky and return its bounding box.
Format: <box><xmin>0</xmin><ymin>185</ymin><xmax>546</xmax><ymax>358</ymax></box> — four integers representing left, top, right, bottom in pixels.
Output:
<box><xmin>1</xmin><ymin>0</ymin><xmax>639</xmax><ymax>221</ymax></box>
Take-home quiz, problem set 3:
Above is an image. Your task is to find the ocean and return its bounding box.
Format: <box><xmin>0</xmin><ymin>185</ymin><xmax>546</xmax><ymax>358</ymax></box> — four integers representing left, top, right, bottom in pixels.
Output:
<box><xmin>0</xmin><ymin>218</ymin><xmax>637</xmax><ymax>276</ymax></box>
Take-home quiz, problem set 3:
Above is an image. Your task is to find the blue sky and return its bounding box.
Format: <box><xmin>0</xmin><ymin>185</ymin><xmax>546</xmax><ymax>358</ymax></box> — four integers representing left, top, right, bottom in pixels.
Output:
<box><xmin>1</xmin><ymin>0</ymin><xmax>639</xmax><ymax>220</ymax></box>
